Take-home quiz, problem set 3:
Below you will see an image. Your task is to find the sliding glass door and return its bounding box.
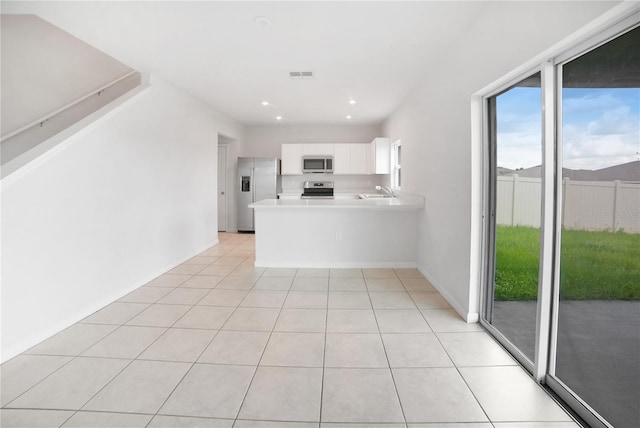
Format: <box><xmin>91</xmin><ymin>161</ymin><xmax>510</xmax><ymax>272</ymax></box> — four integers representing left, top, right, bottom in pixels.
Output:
<box><xmin>550</xmin><ymin>24</ymin><xmax>640</xmax><ymax>428</ymax></box>
<box><xmin>484</xmin><ymin>18</ymin><xmax>639</xmax><ymax>428</ymax></box>
<box><xmin>485</xmin><ymin>73</ymin><xmax>542</xmax><ymax>365</ymax></box>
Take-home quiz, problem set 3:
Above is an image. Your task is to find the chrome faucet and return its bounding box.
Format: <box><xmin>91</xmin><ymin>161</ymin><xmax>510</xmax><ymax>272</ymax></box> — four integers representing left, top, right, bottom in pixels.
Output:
<box><xmin>376</xmin><ymin>185</ymin><xmax>396</xmax><ymax>198</ymax></box>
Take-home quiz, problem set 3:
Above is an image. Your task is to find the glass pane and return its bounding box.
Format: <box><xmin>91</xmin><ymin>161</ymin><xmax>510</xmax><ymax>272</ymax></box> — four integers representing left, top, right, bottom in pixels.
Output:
<box><xmin>556</xmin><ymin>25</ymin><xmax>640</xmax><ymax>428</ymax></box>
<box><xmin>303</xmin><ymin>159</ymin><xmax>324</xmax><ymax>169</ymax></box>
<box><xmin>488</xmin><ymin>72</ymin><xmax>542</xmax><ymax>362</ymax></box>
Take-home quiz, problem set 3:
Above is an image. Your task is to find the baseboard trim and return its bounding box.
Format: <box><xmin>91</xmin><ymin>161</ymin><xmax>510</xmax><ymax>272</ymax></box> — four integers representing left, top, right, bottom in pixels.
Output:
<box><xmin>1</xmin><ymin>238</ymin><xmax>219</xmax><ymax>363</ymax></box>
<box><xmin>416</xmin><ymin>264</ymin><xmax>479</xmax><ymax>323</ymax></box>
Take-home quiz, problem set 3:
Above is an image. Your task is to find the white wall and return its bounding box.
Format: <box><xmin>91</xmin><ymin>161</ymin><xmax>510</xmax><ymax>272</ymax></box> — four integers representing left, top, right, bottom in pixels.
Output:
<box><xmin>1</xmin><ymin>14</ymin><xmax>142</xmax><ymax>167</ymax></box>
<box><xmin>384</xmin><ymin>84</ymin><xmax>476</xmax><ymax>320</ymax></box>
<box><xmin>1</xmin><ymin>76</ymin><xmax>244</xmax><ymax>362</ymax></box>
<box><xmin>383</xmin><ymin>1</ymin><xmax>618</xmax><ymax>321</ymax></box>
<box><xmin>1</xmin><ymin>15</ymin><xmax>134</xmax><ymax>137</ymax></box>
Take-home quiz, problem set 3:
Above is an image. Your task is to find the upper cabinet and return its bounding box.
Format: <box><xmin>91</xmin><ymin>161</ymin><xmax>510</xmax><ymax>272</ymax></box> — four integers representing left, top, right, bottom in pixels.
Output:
<box><xmin>350</xmin><ymin>144</ymin><xmax>369</xmax><ymax>175</ymax></box>
<box><xmin>332</xmin><ymin>144</ymin><xmax>368</xmax><ymax>175</ymax></box>
<box><xmin>281</xmin><ymin>144</ymin><xmax>303</xmax><ymax>175</ymax></box>
<box><xmin>302</xmin><ymin>144</ymin><xmax>334</xmax><ymax>156</ymax></box>
<box><xmin>333</xmin><ymin>144</ymin><xmax>350</xmax><ymax>175</ymax></box>
<box><xmin>369</xmin><ymin>138</ymin><xmax>391</xmax><ymax>174</ymax></box>
<box><xmin>280</xmin><ymin>139</ymin><xmax>390</xmax><ymax>175</ymax></box>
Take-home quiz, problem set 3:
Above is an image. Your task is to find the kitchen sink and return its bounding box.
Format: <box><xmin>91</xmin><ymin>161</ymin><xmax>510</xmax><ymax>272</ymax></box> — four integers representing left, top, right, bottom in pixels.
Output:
<box><xmin>358</xmin><ymin>194</ymin><xmax>393</xmax><ymax>199</ymax></box>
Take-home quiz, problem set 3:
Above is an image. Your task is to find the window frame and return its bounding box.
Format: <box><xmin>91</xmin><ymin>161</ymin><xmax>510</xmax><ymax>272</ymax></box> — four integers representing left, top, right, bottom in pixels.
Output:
<box><xmin>391</xmin><ymin>139</ymin><xmax>402</xmax><ymax>190</ymax></box>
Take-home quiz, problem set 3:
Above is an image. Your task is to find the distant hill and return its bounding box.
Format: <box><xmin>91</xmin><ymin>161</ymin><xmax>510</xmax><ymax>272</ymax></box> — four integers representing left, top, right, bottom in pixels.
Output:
<box><xmin>499</xmin><ymin>160</ymin><xmax>640</xmax><ymax>182</ymax></box>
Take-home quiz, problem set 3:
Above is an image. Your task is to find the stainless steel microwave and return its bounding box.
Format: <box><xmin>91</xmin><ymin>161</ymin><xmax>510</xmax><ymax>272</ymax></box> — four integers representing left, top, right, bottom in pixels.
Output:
<box><xmin>302</xmin><ymin>155</ymin><xmax>333</xmax><ymax>173</ymax></box>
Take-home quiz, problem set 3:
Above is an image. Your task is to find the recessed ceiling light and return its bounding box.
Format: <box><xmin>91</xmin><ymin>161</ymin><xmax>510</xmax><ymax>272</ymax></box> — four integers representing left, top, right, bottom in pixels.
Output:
<box><xmin>261</xmin><ymin>101</ymin><xmax>269</xmax><ymax>106</ymax></box>
<box><xmin>254</xmin><ymin>16</ymin><xmax>271</xmax><ymax>27</ymax></box>
<box><xmin>346</xmin><ymin>115</ymin><xmax>352</xmax><ymax>119</ymax></box>
<box><xmin>349</xmin><ymin>99</ymin><xmax>356</xmax><ymax>105</ymax></box>
<box><xmin>276</xmin><ymin>116</ymin><xmax>282</xmax><ymax>121</ymax></box>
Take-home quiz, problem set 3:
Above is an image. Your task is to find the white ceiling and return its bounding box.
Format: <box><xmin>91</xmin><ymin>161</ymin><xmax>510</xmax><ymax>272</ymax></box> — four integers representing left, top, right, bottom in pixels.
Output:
<box><xmin>1</xmin><ymin>1</ymin><xmax>621</xmax><ymax>126</ymax></box>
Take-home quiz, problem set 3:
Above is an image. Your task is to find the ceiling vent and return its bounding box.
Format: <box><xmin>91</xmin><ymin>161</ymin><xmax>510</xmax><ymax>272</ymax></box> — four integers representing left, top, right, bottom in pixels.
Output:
<box><xmin>289</xmin><ymin>71</ymin><xmax>314</xmax><ymax>80</ymax></box>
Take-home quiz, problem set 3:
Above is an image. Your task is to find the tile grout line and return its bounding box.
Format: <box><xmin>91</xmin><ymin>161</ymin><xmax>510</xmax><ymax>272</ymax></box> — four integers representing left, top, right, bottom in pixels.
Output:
<box><xmin>11</xmin><ymin>353</ymin><xmax>510</xmax><ymax>369</ymax></box>
<box><xmin>2</xmin><ymin>297</ymin><xmax>165</xmax><ymax>426</ymax></box>
<box><xmin>75</xmin><ymin>237</ymin><xmax>250</xmax><ymax>426</ymax></box>
<box><xmin>61</xmin><ymin>329</ymin><xmax>164</xmax><ymax>425</ymax></box>
<box><xmin>365</xmin><ymin>269</ymin><xmax>409</xmax><ymax>427</ymax></box>
<box><xmin>4</xmin><ymin>297</ymin><xmax>175</xmax><ymax>426</ymax></box>
<box><xmin>428</xmin><ymin>306</ymin><xmax>495</xmax><ymax>426</ymax></box>
<box><xmin>317</xmin><ymin>270</ymin><xmax>333</xmax><ymax>425</ymax></box>
<box><xmin>141</xmin><ymin>233</ymin><xmax>255</xmax><ymax>424</ymax></box>
<box><xmin>410</xmin><ymin>283</ymin><xmax>505</xmax><ymax>426</ymax></box>
<box><xmin>5</xmin><ymin>238</ymin><xmax>502</xmax><ymax>427</ymax></box>
<box><xmin>73</xmin><ymin>279</ymin><xmax>211</xmax><ymax>424</ymax></box>
<box><xmin>230</xmin><ymin>267</ymin><xmax>297</xmax><ymax>427</ymax></box>
<box><xmin>147</xmin><ymin>243</ymin><xmax>257</xmax><ymax>427</ymax></box>
<box><xmin>391</xmin><ymin>269</ymin><xmax>499</xmax><ymax>426</ymax></box>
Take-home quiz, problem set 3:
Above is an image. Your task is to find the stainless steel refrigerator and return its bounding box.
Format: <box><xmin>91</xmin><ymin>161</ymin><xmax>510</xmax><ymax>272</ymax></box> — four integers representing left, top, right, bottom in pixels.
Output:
<box><xmin>237</xmin><ymin>157</ymin><xmax>279</xmax><ymax>232</ymax></box>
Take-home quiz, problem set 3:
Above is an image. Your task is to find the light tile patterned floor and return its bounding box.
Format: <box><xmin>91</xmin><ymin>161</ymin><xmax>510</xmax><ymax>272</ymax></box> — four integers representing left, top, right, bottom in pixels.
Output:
<box><xmin>1</xmin><ymin>233</ymin><xmax>579</xmax><ymax>428</ymax></box>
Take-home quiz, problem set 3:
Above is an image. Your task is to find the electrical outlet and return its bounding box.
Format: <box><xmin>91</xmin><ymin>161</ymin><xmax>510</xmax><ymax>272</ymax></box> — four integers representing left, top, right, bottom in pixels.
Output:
<box><xmin>335</xmin><ymin>232</ymin><xmax>342</xmax><ymax>241</ymax></box>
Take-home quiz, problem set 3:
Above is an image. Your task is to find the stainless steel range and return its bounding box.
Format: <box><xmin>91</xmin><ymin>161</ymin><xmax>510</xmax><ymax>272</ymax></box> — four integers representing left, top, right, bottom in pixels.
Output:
<box><xmin>301</xmin><ymin>181</ymin><xmax>334</xmax><ymax>199</ymax></box>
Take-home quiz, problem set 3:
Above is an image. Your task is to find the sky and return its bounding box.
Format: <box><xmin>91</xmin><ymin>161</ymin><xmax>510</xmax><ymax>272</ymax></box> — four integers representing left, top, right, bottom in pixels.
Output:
<box><xmin>496</xmin><ymin>86</ymin><xmax>640</xmax><ymax>171</ymax></box>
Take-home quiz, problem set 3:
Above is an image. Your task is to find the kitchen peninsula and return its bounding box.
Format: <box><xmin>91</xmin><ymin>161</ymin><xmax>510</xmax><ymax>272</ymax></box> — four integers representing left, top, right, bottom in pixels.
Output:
<box><xmin>249</xmin><ymin>196</ymin><xmax>424</xmax><ymax>268</ymax></box>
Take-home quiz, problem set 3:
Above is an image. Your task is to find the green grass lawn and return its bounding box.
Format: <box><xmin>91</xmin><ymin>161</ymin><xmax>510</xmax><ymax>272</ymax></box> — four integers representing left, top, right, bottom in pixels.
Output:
<box><xmin>495</xmin><ymin>225</ymin><xmax>640</xmax><ymax>301</ymax></box>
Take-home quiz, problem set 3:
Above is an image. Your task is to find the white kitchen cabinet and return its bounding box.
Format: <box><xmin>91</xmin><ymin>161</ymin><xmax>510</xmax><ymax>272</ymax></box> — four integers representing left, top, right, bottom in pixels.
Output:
<box><xmin>281</xmin><ymin>144</ymin><xmax>303</xmax><ymax>175</ymax></box>
<box><xmin>281</xmin><ymin>141</ymin><xmax>388</xmax><ymax>175</ymax></box>
<box><xmin>333</xmin><ymin>144</ymin><xmax>350</xmax><ymax>174</ymax></box>
<box><xmin>251</xmin><ymin>199</ymin><xmax>422</xmax><ymax>268</ymax></box>
<box><xmin>368</xmin><ymin>138</ymin><xmax>391</xmax><ymax>174</ymax></box>
<box><xmin>332</xmin><ymin>144</ymin><xmax>367</xmax><ymax>175</ymax></box>
<box><xmin>349</xmin><ymin>144</ymin><xmax>368</xmax><ymax>175</ymax></box>
<box><xmin>302</xmin><ymin>144</ymin><xmax>334</xmax><ymax>156</ymax></box>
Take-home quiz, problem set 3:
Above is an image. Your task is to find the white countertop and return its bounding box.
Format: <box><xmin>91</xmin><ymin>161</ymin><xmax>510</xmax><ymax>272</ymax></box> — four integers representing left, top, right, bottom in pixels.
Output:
<box><xmin>250</xmin><ymin>196</ymin><xmax>423</xmax><ymax>210</ymax></box>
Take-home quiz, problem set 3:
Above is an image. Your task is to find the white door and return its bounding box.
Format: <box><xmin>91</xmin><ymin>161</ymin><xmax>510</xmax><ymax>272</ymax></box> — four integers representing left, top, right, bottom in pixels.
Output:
<box><xmin>217</xmin><ymin>145</ymin><xmax>227</xmax><ymax>231</ymax></box>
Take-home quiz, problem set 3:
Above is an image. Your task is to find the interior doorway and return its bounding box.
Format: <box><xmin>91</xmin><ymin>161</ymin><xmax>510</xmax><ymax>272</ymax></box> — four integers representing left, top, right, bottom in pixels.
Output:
<box><xmin>217</xmin><ymin>144</ymin><xmax>228</xmax><ymax>232</ymax></box>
